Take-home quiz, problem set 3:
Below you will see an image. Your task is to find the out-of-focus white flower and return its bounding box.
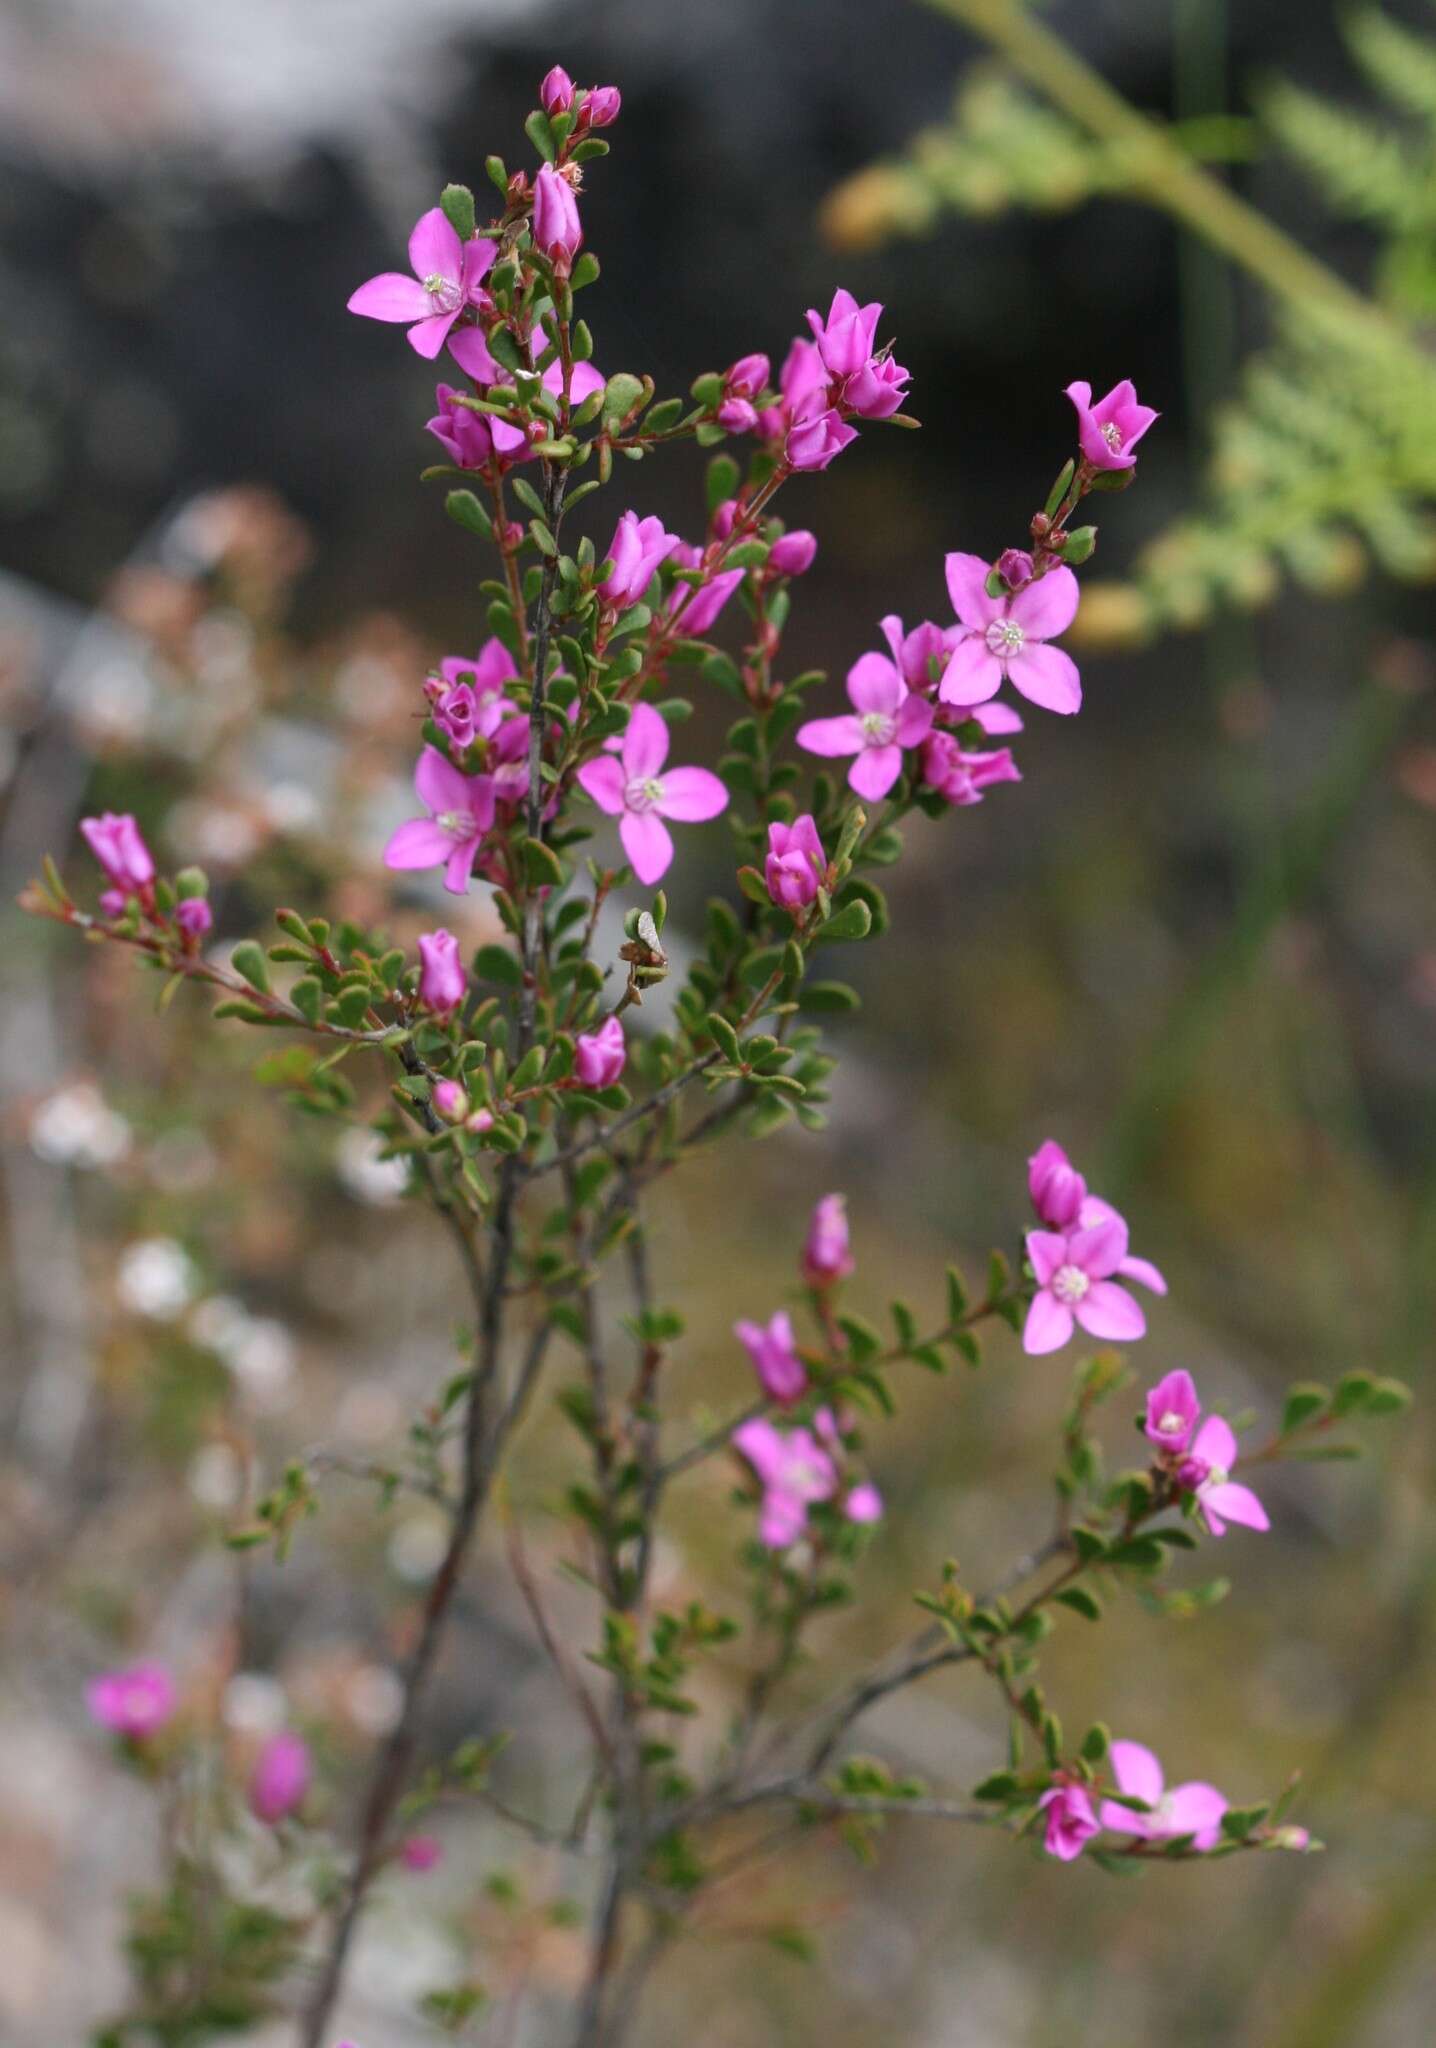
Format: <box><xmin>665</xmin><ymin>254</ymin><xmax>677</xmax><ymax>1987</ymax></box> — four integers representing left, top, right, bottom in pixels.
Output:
<box><xmin>347</xmin><ymin>1664</ymin><xmax>404</xmax><ymax>1736</ymax></box>
<box><xmin>117</xmin><ymin>1237</ymin><xmax>197</xmax><ymax>1318</ymax></box>
<box><xmin>262</xmin><ymin>780</ymin><xmax>322</xmax><ymax>834</ymax></box>
<box><xmin>223</xmin><ymin>1671</ymin><xmax>288</xmax><ymax>1737</ymax></box>
<box><xmin>188</xmin><ymin>1441</ymin><xmax>245</xmax><ymax>1511</ymax></box>
<box><xmin>191</xmin><ymin>1298</ymin><xmax>297</xmax><ymax>1412</ymax></box>
<box><xmin>29</xmin><ymin>1083</ymin><xmax>131</xmax><ymax>1168</ymax></box>
<box><xmin>70</xmin><ymin>658</ymin><xmax>155</xmax><ymax>744</ymax></box>
<box><xmin>336</xmin><ymin>1128</ymin><xmax>410</xmax><ymax>1208</ymax></box>
<box><xmin>388</xmin><ymin>1516</ymin><xmax>448</xmax><ymax>1584</ymax></box>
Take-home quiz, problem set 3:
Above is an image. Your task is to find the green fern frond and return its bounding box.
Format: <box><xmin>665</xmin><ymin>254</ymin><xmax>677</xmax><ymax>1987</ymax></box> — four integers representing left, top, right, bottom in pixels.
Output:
<box><xmin>1260</xmin><ymin>81</ymin><xmax>1428</xmax><ymax>236</ymax></box>
<box><xmin>1345</xmin><ymin>4</ymin><xmax>1436</xmax><ymax>123</ymax></box>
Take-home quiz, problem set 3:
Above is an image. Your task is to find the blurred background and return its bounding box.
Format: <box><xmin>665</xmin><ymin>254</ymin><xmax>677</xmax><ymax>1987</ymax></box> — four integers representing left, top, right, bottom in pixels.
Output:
<box><xmin>2</xmin><ymin>0</ymin><xmax>1435</xmax><ymax>2043</ymax></box>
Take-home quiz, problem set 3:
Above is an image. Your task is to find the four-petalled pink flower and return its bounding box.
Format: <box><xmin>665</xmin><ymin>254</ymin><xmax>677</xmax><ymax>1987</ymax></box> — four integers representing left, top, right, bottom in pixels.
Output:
<box><xmin>1066</xmin><ymin>379</ymin><xmax>1158</xmax><ymax>472</ymax></box>
<box><xmin>797</xmin><ymin>649</ymin><xmax>933</xmax><ymax>801</ymax></box>
<box><xmin>1099</xmin><ymin>1740</ymin><xmax>1226</xmax><ymax>1850</ymax></box>
<box><xmin>733</xmin><ymin>1417</ymin><xmax>838</xmax><ymax>1548</ymax></box>
<box><xmin>348</xmin><ymin>208</ymin><xmax>496</xmax><ymax>359</ymax></box>
<box><xmin>576</xmin><ymin>704</ymin><xmax>728</xmax><ymax>886</ymax></box>
<box><xmin>941</xmin><ymin>555</ymin><xmax>1082</xmax><ymax>716</ymax></box>
<box><xmin>384</xmin><ymin>747</ymin><xmax>496</xmax><ymax>895</ymax></box>
<box><xmin>1023</xmin><ymin>1211</ymin><xmax>1148</xmax><ymax>1355</ymax></box>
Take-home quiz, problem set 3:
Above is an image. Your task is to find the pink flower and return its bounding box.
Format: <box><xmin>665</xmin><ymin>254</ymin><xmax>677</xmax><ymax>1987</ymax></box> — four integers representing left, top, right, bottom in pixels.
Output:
<box><xmin>599</xmin><ymin>511</ymin><xmax>682</xmax><ymax>609</ymax></box>
<box><xmin>711</xmin><ymin>499</ymin><xmax>739</xmax><ymax>540</ymax></box>
<box><xmin>803</xmin><ymin>1194</ymin><xmax>854</xmax><ymax>1285</ymax></box>
<box><xmin>576</xmin><ymin>704</ymin><xmax>728</xmax><ymax>885</ymax></box>
<box><xmin>765</xmin><ymin>814</ymin><xmax>826</xmax><ymax>911</ymax></box>
<box><xmin>796</xmin><ymin>649</ymin><xmax>934</xmax><ymax>801</ymax></box>
<box><xmin>1065</xmin><ymin>379</ymin><xmax>1158</xmax><ymax>472</ymax></box>
<box><xmin>1179</xmin><ymin>1414</ymin><xmax>1269</xmax><ymax>1538</ymax></box>
<box><xmin>426</xmin><ymin>382</ymin><xmax>530</xmax><ymax>469</ymax></box>
<box><xmin>430</xmin><ymin>641</ymin><xmax>518</xmax><ymax>749</ymax></box>
<box><xmin>920</xmin><ymin>732</ymin><xmax>1021</xmax><ymax>807</ymax></box>
<box><xmin>1027</xmin><ymin>1138</ymin><xmax>1087</xmax><ymax>1230</ymax></box>
<box><xmin>249</xmin><ymin>1731</ymin><xmax>311</xmax><ymax>1825</ymax></box>
<box><xmin>175</xmin><ymin>898</ymin><xmax>213</xmax><ymax>941</ymax></box>
<box><xmin>735</xmin><ymin>1310</ymin><xmax>807</xmax><ymax>1405</ymax></box>
<box><xmin>540</xmin><ymin>65</ymin><xmax>574</xmax><ymax>114</ymax></box>
<box><xmin>1023</xmin><ymin>1213</ymin><xmax>1147</xmax><ymax>1355</ymax></box>
<box><xmin>717</xmin><ymin>397</ymin><xmax>758</xmax><ymax>434</ymax></box>
<box><xmin>1098</xmin><ymin>1740</ymin><xmax>1226</xmax><ymax>1850</ymax></box>
<box><xmin>585</xmin><ymin>86</ymin><xmax>622</xmax><ymax>129</ymax></box>
<box><xmin>786</xmin><ymin>407</ymin><xmax>858</xmax><ymax>472</ymax></box>
<box><xmin>941</xmin><ymin>555</ymin><xmax>1082</xmax><ymax>716</ymax></box>
<box><xmin>81</xmin><ymin>813</ymin><xmax>154</xmax><ymax>893</ymax></box>
<box><xmin>348</xmin><ymin>208</ymin><xmax>497</xmax><ymax>359</ymax></box>
<box><xmin>769</xmin><ymin>529</ymin><xmax>817</xmax><ymax>577</ymax></box>
<box><xmin>87</xmin><ymin>1661</ymin><xmax>175</xmax><ymax>1740</ymax></box>
<box><xmin>417</xmin><ymin>929</ymin><xmax>466</xmax><ymax>1013</ymax></box>
<box><xmin>844</xmin><ymin>1481</ymin><xmax>884</xmax><ymax>1524</ymax></box>
<box><xmin>446</xmin><ymin>328</ymin><xmax>606</xmax><ymax>413</ymax></box>
<box><xmin>532</xmin><ymin>164</ymin><xmax>582</xmax><ymax>265</ymax></box>
<box><xmin>575</xmin><ymin>1015</ymin><xmax>626</xmax><ymax>1089</ymax></box>
<box><xmin>401</xmin><ymin>1833</ymin><xmax>444</xmax><ymax>1872</ymax></box>
<box><xmin>1144</xmin><ymin>1368</ymin><xmax>1199</xmax><ymax>1455</ymax></box>
<box><xmin>669</xmin><ymin>566</ymin><xmax>745</xmax><ymax>638</ymax></box>
<box><xmin>733</xmin><ymin>1417</ymin><xmax>838</xmax><ymax>1548</ymax></box>
<box><xmin>1038</xmin><ymin>1781</ymin><xmax>1100</xmax><ymax>1861</ymax></box>
<box><xmin>384</xmin><ymin>747</ymin><xmax>496</xmax><ymax>895</ymax></box>
<box><xmin>879</xmin><ymin>614</ymin><xmax>949</xmax><ymax>694</ymax></box>
<box><xmin>726</xmin><ymin>353</ymin><xmax>770</xmax><ymax>398</ymax></box>
<box><xmin>432</xmin><ymin>1079</ymin><xmax>468</xmax><ymax>1123</ymax></box>
<box><xmin>805</xmin><ymin>289</ymin><xmax>910</xmax><ymax>418</ymax></box>
<box><xmin>1076</xmin><ymin>1194</ymin><xmax>1168</xmax><ymax>1298</ymax></box>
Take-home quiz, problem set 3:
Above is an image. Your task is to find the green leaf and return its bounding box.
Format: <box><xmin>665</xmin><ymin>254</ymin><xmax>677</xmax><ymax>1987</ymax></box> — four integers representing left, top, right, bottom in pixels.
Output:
<box><xmin>446</xmin><ymin>489</ymin><xmax>492</xmax><ymax>539</ymax></box>
<box><xmin>602</xmin><ymin>372</ymin><xmax>647</xmax><ymax>429</ymax></box>
<box><xmin>799</xmin><ymin>981</ymin><xmax>861</xmax><ymax>1013</ymax></box>
<box><xmin>474</xmin><ymin>942</ymin><xmax>522</xmax><ymax>989</ymax></box>
<box><xmin>1281</xmin><ymin>1383</ymin><xmax>1328</xmax><ymax>1434</ymax></box>
<box><xmin>972</xmin><ymin>1770</ymin><xmax>1020</xmax><ymax>1801</ymax></box>
<box><xmin>440</xmin><ymin>183</ymin><xmax>476</xmax><ymax>241</ymax></box>
<box><xmin>524</xmin><ymin>108</ymin><xmax>556</xmax><ymax>163</ymax></box>
<box><xmin>1220</xmin><ymin>1802</ymin><xmax>1271</xmax><ymax>1842</ymax></box>
<box><xmin>510</xmin><ymin>1045</ymin><xmax>545</xmax><ymax>1091</ymax></box>
<box><xmin>1080</xmin><ymin>1721</ymin><xmax>1110</xmax><ymax>1762</ymax></box>
<box><xmin>230</xmin><ymin>940</ymin><xmax>271</xmax><ymax>994</ymax></box>
<box><xmin>1054</xmin><ymin>1585</ymin><xmax>1102</xmax><ymax>1621</ymax></box>
<box><xmin>1044</xmin><ymin>459</ymin><xmax>1076</xmax><ymax>517</ymax></box>
<box><xmin>819</xmin><ymin>899</ymin><xmax>873</xmax><ymax>943</ymax></box>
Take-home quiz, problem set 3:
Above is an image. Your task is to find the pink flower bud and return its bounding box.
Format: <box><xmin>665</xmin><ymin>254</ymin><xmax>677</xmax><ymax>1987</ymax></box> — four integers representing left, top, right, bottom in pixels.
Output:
<box><xmin>465</xmin><ymin>1107</ymin><xmax>495</xmax><ymax>1135</ymax></box>
<box><xmin>432</xmin><ymin>1078</ymin><xmax>469</xmax><ymax>1123</ymax></box>
<box><xmin>803</xmin><ymin>1193</ymin><xmax>853</xmax><ymax>1285</ymax></box>
<box><xmin>417</xmin><ymin>929</ymin><xmax>467</xmax><ymax>1014</ymax></box>
<box><xmin>176</xmin><ymin>898</ymin><xmax>212</xmax><ymax>941</ymax></box>
<box><xmin>532</xmin><ymin>163</ymin><xmax>582</xmax><ymax>266</ymax></box>
<box><xmin>669</xmin><ymin>567</ymin><xmax>744</xmax><ymax>638</ymax></box>
<box><xmin>717</xmin><ymin>397</ymin><xmax>758</xmax><ymax>434</ymax></box>
<box><xmin>1038</xmin><ymin>1781</ymin><xmax>1099</xmax><ymax>1861</ymax></box>
<box><xmin>87</xmin><ymin>1661</ymin><xmax>176</xmax><ymax>1740</ymax></box>
<box><xmin>997</xmin><ymin>548</ymin><xmax>1034</xmax><ymax>590</ymax></box>
<box><xmin>735</xmin><ymin>1310</ymin><xmax>806</xmax><ymax>1404</ymax></box>
<box><xmin>599</xmin><ymin>511</ymin><xmax>680</xmax><ymax>608</ymax></box>
<box><xmin>401</xmin><ymin>1833</ymin><xmax>444</xmax><ymax>1871</ymax></box>
<box><xmin>249</xmin><ymin>1731</ymin><xmax>311</xmax><ymax>1824</ymax></box>
<box><xmin>99</xmin><ymin>888</ymin><xmax>127</xmax><ymax>918</ymax></box>
<box><xmin>711</xmin><ymin>498</ymin><xmax>739</xmax><ymax>540</ymax></box>
<box><xmin>575</xmin><ymin>1015</ymin><xmax>626</xmax><ymax>1089</ymax></box>
<box><xmin>81</xmin><ymin>813</ymin><xmax>154</xmax><ymax>893</ymax></box>
<box><xmin>785</xmin><ymin>407</ymin><xmax>858</xmax><ymax>473</ymax></box>
<box><xmin>1027</xmin><ymin>1139</ymin><xmax>1087</xmax><ymax>1229</ymax></box>
<box><xmin>540</xmin><ymin>65</ymin><xmax>574</xmax><ymax>115</ymax></box>
<box><xmin>726</xmin><ymin>353</ymin><xmax>770</xmax><ymax>398</ymax></box>
<box><xmin>845</xmin><ymin>1481</ymin><xmax>884</xmax><ymax>1524</ymax></box>
<box><xmin>765</xmin><ymin>814</ymin><xmax>825</xmax><ymax>912</ymax></box>
<box><xmin>585</xmin><ymin>86</ymin><xmax>621</xmax><ymax>128</ymax></box>
<box><xmin>768</xmin><ymin>530</ymin><xmax>817</xmax><ymax>577</ymax></box>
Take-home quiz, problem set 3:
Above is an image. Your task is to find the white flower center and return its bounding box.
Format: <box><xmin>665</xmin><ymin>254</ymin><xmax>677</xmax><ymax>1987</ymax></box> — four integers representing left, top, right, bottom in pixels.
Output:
<box><xmin>1051</xmin><ymin>1263</ymin><xmax>1090</xmax><ymax>1305</ymax></box>
<box><xmin>624</xmin><ymin>776</ymin><xmax>665</xmax><ymax>813</ymax></box>
<box><xmin>1101</xmin><ymin>420</ymin><xmax>1124</xmax><ymax>451</ymax></box>
<box><xmin>985</xmin><ymin>619</ymin><xmax>1026</xmax><ymax>659</ymax></box>
<box><xmin>1159</xmin><ymin>1411</ymin><xmax>1184</xmax><ymax>1435</ymax></box>
<box><xmin>1205</xmin><ymin>1464</ymin><xmax>1228</xmax><ymax>1488</ymax></box>
<box><xmin>859</xmin><ymin>711</ymin><xmax>895</xmax><ymax>745</ymax></box>
<box><xmin>424</xmin><ymin>272</ymin><xmax>463</xmax><ymax>315</ymax></box>
<box><xmin>437</xmin><ymin>809</ymin><xmax>472</xmax><ymax>838</ymax></box>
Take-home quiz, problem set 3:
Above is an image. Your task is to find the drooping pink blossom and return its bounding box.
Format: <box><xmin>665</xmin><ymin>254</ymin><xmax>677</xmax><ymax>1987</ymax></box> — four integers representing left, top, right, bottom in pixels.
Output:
<box><xmin>1027</xmin><ymin>1139</ymin><xmax>1088</xmax><ymax>1231</ymax></box>
<box><xmin>920</xmin><ymin>732</ymin><xmax>1021</xmax><ymax>807</ymax></box>
<box><xmin>540</xmin><ymin>65</ymin><xmax>574</xmax><ymax>115</ymax></box>
<box><xmin>769</xmin><ymin>529</ymin><xmax>817</xmax><ymax>577</ymax></box>
<box><xmin>575</xmin><ymin>1015</ymin><xmax>626</xmax><ymax>1089</ymax></box>
<box><xmin>249</xmin><ymin>1731</ymin><xmax>311</xmax><ymax>1825</ymax></box>
<box><xmin>765</xmin><ymin>814</ymin><xmax>826</xmax><ymax>911</ymax></box>
<box><xmin>735</xmin><ymin>1310</ymin><xmax>807</xmax><ymax>1405</ymax></box>
<box><xmin>1098</xmin><ymin>1740</ymin><xmax>1226</xmax><ymax>1850</ymax></box>
<box><xmin>175</xmin><ymin>898</ymin><xmax>213</xmax><ymax>942</ymax></box>
<box><xmin>401</xmin><ymin>1833</ymin><xmax>444</xmax><ymax>1872</ymax></box>
<box><xmin>796</xmin><ymin>650</ymin><xmax>933</xmax><ymax>801</ymax></box>
<box><xmin>803</xmin><ymin>1194</ymin><xmax>854</xmax><ymax>1285</ymax></box>
<box><xmin>1144</xmin><ymin>1368</ymin><xmax>1200</xmax><ymax>1455</ymax></box>
<box><xmin>733</xmin><ymin>1417</ymin><xmax>839</xmax><ymax>1548</ymax></box>
<box><xmin>1065</xmin><ymin>379</ymin><xmax>1158</xmax><ymax>472</ymax></box>
<box><xmin>81</xmin><ymin>813</ymin><xmax>154</xmax><ymax>894</ymax></box>
<box><xmin>786</xmin><ymin>407</ymin><xmax>859</xmax><ymax>473</ymax></box>
<box><xmin>1180</xmin><ymin>1414</ymin><xmax>1269</xmax><ymax>1538</ymax></box>
<box><xmin>87</xmin><ymin>1661</ymin><xmax>176</xmax><ymax>1740</ymax></box>
<box><xmin>576</xmin><ymin>704</ymin><xmax>728</xmax><ymax>885</ymax></box>
<box><xmin>417</xmin><ymin>929</ymin><xmax>466</xmax><ymax>1013</ymax></box>
<box><xmin>348</xmin><ymin>208</ymin><xmax>497</xmax><ymax>359</ymax></box>
<box><xmin>384</xmin><ymin>748</ymin><xmax>496</xmax><ymax>896</ymax></box>
<box><xmin>941</xmin><ymin>555</ymin><xmax>1082</xmax><ymax>716</ymax></box>
<box><xmin>532</xmin><ymin>164</ymin><xmax>582</xmax><ymax>266</ymax></box>
<box><xmin>1023</xmin><ymin>1213</ymin><xmax>1147</xmax><ymax>1355</ymax></box>
<box><xmin>805</xmin><ymin>289</ymin><xmax>910</xmax><ymax>418</ymax></box>
<box><xmin>1038</xmin><ymin>1781</ymin><xmax>1100</xmax><ymax>1861</ymax></box>
<box><xmin>668</xmin><ymin>565</ymin><xmax>745</xmax><ymax>638</ymax></box>
<box><xmin>599</xmin><ymin>512</ymin><xmax>682</xmax><ymax>609</ymax></box>
<box><xmin>426</xmin><ymin>382</ymin><xmax>530</xmax><ymax>470</ymax></box>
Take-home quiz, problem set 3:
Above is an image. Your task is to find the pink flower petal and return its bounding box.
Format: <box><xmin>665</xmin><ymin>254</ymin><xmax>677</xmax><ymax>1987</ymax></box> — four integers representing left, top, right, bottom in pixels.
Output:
<box><xmin>846</xmin><ymin>651</ymin><xmax>903</xmax><ymax>718</ymax></box>
<box><xmin>1164</xmin><ymin>1783</ymin><xmax>1227</xmax><ymax>1847</ymax></box>
<box><xmin>576</xmin><ymin>756</ymin><xmax>626</xmax><ymax>816</ymax></box>
<box><xmin>849</xmin><ymin>744</ymin><xmax>902</xmax><ymax>802</ymax></box>
<box><xmin>408</xmin><ymin>310</ymin><xmax>460</xmax><ymax>360</ymax></box>
<box><xmin>1109</xmin><ymin>1740</ymin><xmax>1163</xmax><ymax>1810</ymax></box>
<box><xmin>415</xmin><ymin>745</ymin><xmax>477</xmax><ymax>817</ymax></box>
<box><xmin>448</xmin><ymin>326</ymin><xmax>501</xmax><ymax>382</ymax></box>
<box><xmin>1068</xmin><ymin>1214</ymin><xmax>1128</xmax><ymax>1277</ymax></box>
<box><xmin>1075</xmin><ymin>1280</ymin><xmax>1145</xmax><ymax>1342</ymax></box>
<box><xmin>1009</xmin><ymin>564</ymin><xmax>1079</xmax><ymax>641</ymax></box>
<box><xmin>347</xmin><ymin>273</ymin><xmax>434</xmax><ymax>323</ymax></box>
<box><xmin>797</xmin><ymin>714</ymin><xmax>865</xmax><ymax>759</ymax></box>
<box><xmin>944</xmin><ymin>551</ymin><xmax>1004</xmax><ymax>632</ymax></box>
<box><xmin>1118</xmin><ymin>1254</ymin><xmax>1167</xmax><ymax>1296</ymax></box>
<box><xmin>655</xmin><ymin>766</ymin><xmax>729</xmax><ymax>822</ymax></box>
<box><xmin>1025</xmin><ymin>1230</ymin><xmax>1068</xmax><ymax>1286</ymax></box>
<box><xmin>622</xmin><ymin>703</ymin><xmax>670</xmax><ymax>781</ymax></box>
<box><xmin>1192</xmin><ymin>1414</ymin><xmax>1237</xmax><ymax>1471</ymax></box>
<box><xmin>894</xmin><ymin>695</ymin><xmax>935</xmax><ymax>747</ymax></box>
<box><xmin>1023</xmin><ymin>1290</ymin><xmax>1074</xmax><ymax>1355</ymax></box>
<box><xmin>938</xmin><ymin>636</ymin><xmax>1003</xmax><ymax>707</ymax></box>
<box><xmin>443</xmin><ymin>839</ymin><xmax>478</xmax><ymax>894</ymax></box>
<box><xmin>384</xmin><ymin>818</ymin><xmax>454</xmax><ymax>870</ymax></box>
<box><xmin>408</xmin><ymin>206</ymin><xmax>463</xmax><ymax>286</ymax></box>
<box><xmin>620</xmin><ymin>809</ymin><xmax>673</xmax><ymax>885</ymax></box>
<box><xmin>1008</xmin><ymin>642</ymin><xmax>1081</xmax><ymax>715</ymax></box>
<box><xmin>1203</xmin><ymin>1481</ymin><xmax>1268</xmax><ymax>1532</ymax></box>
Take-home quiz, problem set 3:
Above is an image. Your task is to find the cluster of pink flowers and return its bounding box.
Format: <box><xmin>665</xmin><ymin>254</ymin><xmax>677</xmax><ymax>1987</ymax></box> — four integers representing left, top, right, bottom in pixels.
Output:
<box><xmin>81</xmin><ymin>814</ymin><xmax>213</xmax><ymax>943</ymax></box>
<box><xmin>734</xmin><ymin>291</ymin><xmax>912</xmax><ymax>473</ymax></box>
<box><xmin>1022</xmin><ymin>1139</ymin><xmax>1167</xmax><ymax>1355</ymax></box>
<box><xmin>1144</xmin><ymin>1368</ymin><xmax>1270</xmax><ymax>1536</ymax></box>
<box><xmin>1039</xmin><ymin>1739</ymin><xmax>1227</xmax><ymax>1861</ymax></box>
